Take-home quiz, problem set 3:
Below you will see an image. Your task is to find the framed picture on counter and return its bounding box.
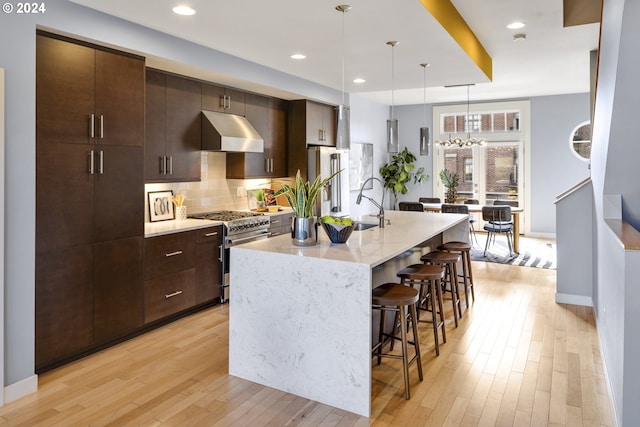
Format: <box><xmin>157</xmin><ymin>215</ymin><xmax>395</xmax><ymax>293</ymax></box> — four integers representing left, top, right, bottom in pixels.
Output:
<box><xmin>148</xmin><ymin>190</ymin><xmax>174</xmax><ymax>222</ymax></box>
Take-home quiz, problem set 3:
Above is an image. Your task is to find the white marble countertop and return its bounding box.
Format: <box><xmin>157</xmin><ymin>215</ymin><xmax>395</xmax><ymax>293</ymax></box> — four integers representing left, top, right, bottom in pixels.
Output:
<box><xmin>144</xmin><ymin>218</ymin><xmax>222</xmax><ymax>237</ymax></box>
<box><xmin>233</xmin><ymin>210</ymin><xmax>467</xmax><ymax>268</ymax></box>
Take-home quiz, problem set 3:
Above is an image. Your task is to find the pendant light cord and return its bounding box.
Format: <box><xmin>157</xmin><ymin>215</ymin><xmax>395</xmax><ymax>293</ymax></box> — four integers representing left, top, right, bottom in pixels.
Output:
<box><xmin>341</xmin><ymin>9</ymin><xmax>346</xmax><ymax>105</ymax></box>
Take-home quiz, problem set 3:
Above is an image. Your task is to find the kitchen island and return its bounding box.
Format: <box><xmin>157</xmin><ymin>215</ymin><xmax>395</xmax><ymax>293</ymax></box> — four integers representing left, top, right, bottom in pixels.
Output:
<box><xmin>229</xmin><ymin>210</ymin><xmax>468</xmax><ymax>417</ymax></box>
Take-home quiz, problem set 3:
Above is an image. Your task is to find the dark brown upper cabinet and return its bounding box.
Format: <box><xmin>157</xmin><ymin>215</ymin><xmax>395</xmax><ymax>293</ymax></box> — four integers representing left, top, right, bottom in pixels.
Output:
<box><xmin>145</xmin><ymin>69</ymin><xmax>202</xmax><ymax>182</ymax></box>
<box><xmin>290</xmin><ymin>100</ymin><xmax>336</xmax><ymax>147</ymax></box>
<box><xmin>202</xmin><ymin>82</ymin><xmax>246</xmax><ymax>116</ymax></box>
<box><xmin>36</xmin><ymin>33</ymin><xmax>144</xmax><ymax>147</ymax></box>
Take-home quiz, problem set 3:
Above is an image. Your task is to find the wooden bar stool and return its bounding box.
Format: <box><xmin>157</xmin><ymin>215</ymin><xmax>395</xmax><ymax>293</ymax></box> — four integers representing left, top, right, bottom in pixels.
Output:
<box><xmin>438</xmin><ymin>241</ymin><xmax>475</xmax><ymax>309</ymax></box>
<box><xmin>371</xmin><ymin>283</ymin><xmax>423</xmax><ymax>399</ymax></box>
<box><xmin>420</xmin><ymin>251</ymin><xmax>462</xmax><ymax>327</ymax></box>
<box><xmin>396</xmin><ymin>264</ymin><xmax>446</xmax><ymax>356</ymax></box>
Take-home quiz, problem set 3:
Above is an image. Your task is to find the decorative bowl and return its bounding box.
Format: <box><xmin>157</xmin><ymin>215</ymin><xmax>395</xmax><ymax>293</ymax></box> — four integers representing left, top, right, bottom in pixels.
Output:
<box><xmin>321</xmin><ymin>221</ymin><xmax>354</xmax><ymax>243</ymax></box>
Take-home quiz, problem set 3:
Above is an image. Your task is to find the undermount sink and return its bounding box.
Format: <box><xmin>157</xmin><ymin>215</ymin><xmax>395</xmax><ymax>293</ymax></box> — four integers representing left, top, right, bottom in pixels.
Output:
<box><xmin>353</xmin><ymin>222</ymin><xmax>378</xmax><ymax>231</ymax></box>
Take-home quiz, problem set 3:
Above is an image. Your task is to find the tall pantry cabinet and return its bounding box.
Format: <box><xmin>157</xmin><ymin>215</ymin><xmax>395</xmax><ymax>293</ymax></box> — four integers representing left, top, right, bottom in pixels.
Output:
<box><xmin>35</xmin><ymin>33</ymin><xmax>145</xmax><ymax>372</ymax></box>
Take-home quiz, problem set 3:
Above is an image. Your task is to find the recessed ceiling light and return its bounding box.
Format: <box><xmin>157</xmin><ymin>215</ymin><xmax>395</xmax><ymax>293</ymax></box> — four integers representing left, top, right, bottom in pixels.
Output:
<box><xmin>290</xmin><ymin>53</ymin><xmax>306</xmax><ymax>60</ymax></box>
<box><xmin>173</xmin><ymin>5</ymin><xmax>196</xmax><ymax>16</ymax></box>
<box><xmin>507</xmin><ymin>21</ymin><xmax>525</xmax><ymax>30</ymax></box>
<box><xmin>353</xmin><ymin>78</ymin><xmax>366</xmax><ymax>84</ymax></box>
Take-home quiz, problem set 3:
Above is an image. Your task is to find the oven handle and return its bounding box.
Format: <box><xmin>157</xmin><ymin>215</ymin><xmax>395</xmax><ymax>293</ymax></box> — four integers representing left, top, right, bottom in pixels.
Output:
<box><xmin>226</xmin><ymin>230</ymin><xmax>270</xmax><ymax>245</ymax></box>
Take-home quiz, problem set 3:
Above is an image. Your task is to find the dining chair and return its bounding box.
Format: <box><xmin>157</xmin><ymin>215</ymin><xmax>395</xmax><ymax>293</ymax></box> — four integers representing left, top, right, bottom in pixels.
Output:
<box><xmin>462</xmin><ymin>199</ymin><xmax>479</xmax><ymax>245</ymax></box>
<box><xmin>493</xmin><ymin>199</ymin><xmax>519</xmax><ymax>207</ymax></box>
<box><xmin>482</xmin><ymin>206</ymin><xmax>514</xmax><ymax>256</ymax></box>
<box><xmin>441</xmin><ymin>204</ymin><xmax>478</xmax><ymax>245</ymax></box>
<box><xmin>419</xmin><ymin>197</ymin><xmax>441</xmax><ymax>203</ymax></box>
<box><xmin>399</xmin><ymin>201</ymin><xmax>425</xmax><ymax>212</ymax></box>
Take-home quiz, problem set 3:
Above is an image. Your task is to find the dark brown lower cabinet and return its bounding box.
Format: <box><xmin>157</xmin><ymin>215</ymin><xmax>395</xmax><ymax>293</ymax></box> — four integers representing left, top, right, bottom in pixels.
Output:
<box><xmin>144</xmin><ymin>269</ymin><xmax>196</xmax><ymax>323</ymax></box>
<box><xmin>94</xmin><ymin>237</ymin><xmax>143</xmax><ymax>343</ymax></box>
<box><xmin>195</xmin><ymin>226</ymin><xmax>223</xmax><ymax>304</ymax></box>
<box><xmin>35</xmin><ymin>244</ymin><xmax>94</xmax><ymax>370</ymax></box>
<box><xmin>144</xmin><ymin>226</ymin><xmax>223</xmax><ymax>323</ymax></box>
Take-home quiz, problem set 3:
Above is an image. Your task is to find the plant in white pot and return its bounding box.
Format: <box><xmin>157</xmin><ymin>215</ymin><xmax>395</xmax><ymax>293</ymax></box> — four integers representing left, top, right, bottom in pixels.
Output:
<box><xmin>275</xmin><ymin>169</ymin><xmax>341</xmax><ymax>246</ymax></box>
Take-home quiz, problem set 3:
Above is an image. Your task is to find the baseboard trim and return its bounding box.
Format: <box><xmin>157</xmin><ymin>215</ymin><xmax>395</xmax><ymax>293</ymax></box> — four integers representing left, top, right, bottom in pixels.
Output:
<box><xmin>596</xmin><ymin>314</ymin><xmax>620</xmax><ymax>427</ymax></box>
<box><xmin>555</xmin><ymin>292</ymin><xmax>593</xmax><ymax>307</ymax></box>
<box><xmin>526</xmin><ymin>231</ymin><xmax>556</xmax><ymax>239</ymax></box>
<box><xmin>4</xmin><ymin>374</ymin><xmax>37</xmax><ymax>405</ymax></box>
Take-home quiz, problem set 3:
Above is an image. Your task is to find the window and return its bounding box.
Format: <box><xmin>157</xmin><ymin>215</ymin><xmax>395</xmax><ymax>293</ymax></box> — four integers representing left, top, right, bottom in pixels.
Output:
<box><xmin>570</xmin><ymin>121</ymin><xmax>591</xmax><ymax>160</ymax></box>
<box><xmin>463</xmin><ymin>157</ymin><xmax>473</xmax><ymax>182</ymax></box>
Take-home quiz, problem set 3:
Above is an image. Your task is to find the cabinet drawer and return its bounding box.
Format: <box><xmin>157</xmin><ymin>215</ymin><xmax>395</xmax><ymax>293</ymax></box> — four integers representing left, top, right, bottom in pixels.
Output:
<box><xmin>194</xmin><ymin>225</ymin><xmax>222</xmax><ymax>245</ymax></box>
<box><xmin>144</xmin><ymin>231</ymin><xmax>195</xmax><ymax>279</ymax></box>
<box><xmin>144</xmin><ymin>268</ymin><xmax>196</xmax><ymax>323</ymax></box>
<box><xmin>269</xmin><ymin>213</ymin><xmax>293</xmax><ymax>237</ymax></box>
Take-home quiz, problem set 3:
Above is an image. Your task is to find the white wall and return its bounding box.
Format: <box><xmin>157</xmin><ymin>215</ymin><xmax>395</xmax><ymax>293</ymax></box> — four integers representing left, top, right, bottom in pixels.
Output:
<box><xmin>590</xmin><ymin>0</ymin><xmax>640</xmax><ymax>425</ymax></box>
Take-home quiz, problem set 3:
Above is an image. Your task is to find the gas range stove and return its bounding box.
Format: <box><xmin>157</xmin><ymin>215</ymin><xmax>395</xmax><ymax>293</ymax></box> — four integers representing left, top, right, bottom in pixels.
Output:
<box><xmin>189</xmin><ymin>210</ymin><xmax>270</xmax><ymax>236</ymax></box>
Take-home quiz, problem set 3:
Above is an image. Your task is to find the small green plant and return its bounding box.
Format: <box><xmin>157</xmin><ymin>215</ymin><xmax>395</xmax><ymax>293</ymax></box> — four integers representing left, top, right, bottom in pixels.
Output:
<box><xmin>379</xmin><ymin>147</ymin><xmax>429</xmax><ymax>209</ymax></box>
<box><xmin>255</xmin><ymin>188</ymin><xmax>264</xmax><ymax>202</ymax></box>
<box><xmin>439</xmin><ymin>169</ymin><xmax>459</xmax><ymax>188</ymax></box>
<box><xmin>274</xmin><ymin>169</ymin><xmax>341</xmax><ymax>218</ymax></box>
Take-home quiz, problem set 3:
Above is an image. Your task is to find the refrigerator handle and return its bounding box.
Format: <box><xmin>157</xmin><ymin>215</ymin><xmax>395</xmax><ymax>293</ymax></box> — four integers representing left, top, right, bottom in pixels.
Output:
<box><xmin>330</xmin><ymin>153</ymin><xmax>341</xmax><ymax>212</ymax></box>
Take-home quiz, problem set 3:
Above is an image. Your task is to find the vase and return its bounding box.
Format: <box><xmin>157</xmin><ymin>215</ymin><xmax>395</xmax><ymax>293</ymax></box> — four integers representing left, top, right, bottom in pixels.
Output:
<box><xmin>175</xmin><ymin>205</ymin><xmax>187</xmax><ymax>220</ymax></box>
<box><xmin>291</xmin><ymin>217</ymin><xmax>318</xmax><ymax>246</ymax></box>
<box><xmin>445</xmin><ymin>187</ymin><xmax>457</xmax><ymax>204</ymax></box>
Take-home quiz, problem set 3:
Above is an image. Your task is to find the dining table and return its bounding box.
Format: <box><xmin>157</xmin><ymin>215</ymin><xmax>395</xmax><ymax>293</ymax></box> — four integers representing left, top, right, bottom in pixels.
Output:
<box><xmin>421</xmin><ymin>202</ymin><xmax>524</xmax><ymax>253</ymax></box>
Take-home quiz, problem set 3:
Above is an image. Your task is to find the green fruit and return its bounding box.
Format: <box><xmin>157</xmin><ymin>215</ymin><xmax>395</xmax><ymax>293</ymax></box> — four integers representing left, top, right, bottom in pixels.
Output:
<box><xmin>341</xmin><ymin>217</ymin><xmax>353</xmax><ymax>226</ymax></box>
<box><xmin>323</xmin><ymin>216</ymin><xmax>337</xmax><ymax>224</ymax></box>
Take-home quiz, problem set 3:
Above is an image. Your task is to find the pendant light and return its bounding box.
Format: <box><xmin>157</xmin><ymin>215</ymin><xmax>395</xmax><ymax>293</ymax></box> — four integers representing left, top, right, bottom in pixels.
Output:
<box><xmin>434</xmin><ymin>84</ymin><xmax>487</xmax><ymax>148</ymax></box>
<box><xmin>419</xmin><ymin>63</ymin><xmax>430</xmax><ymax>156</ymax></box>
<box><xmin>335</xmin><ymin>5</ymin><xmax>351</xmax><ymax>150</ymax></box>
<box><xmin>387</xmin><ymin>41</ymin><xmax>399</xmax><ymax>153</ymax></box>
<box><xmin>462</xmin><ymin>84</ymin><xmax>487</xmax><ymax>147</ymax></box>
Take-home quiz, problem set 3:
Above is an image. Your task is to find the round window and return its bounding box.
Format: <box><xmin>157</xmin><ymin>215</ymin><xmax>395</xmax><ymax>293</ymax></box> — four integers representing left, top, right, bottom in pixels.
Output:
<box><xmin>570</xmin><ymin>121</ymin><xmax>591</xmax><ymax>160</ymax></box>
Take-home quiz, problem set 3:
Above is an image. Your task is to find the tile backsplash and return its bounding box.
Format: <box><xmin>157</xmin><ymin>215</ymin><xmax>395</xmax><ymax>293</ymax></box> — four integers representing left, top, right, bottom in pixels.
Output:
<box><xmin>144</xmin><ymin>152</ymin><xmax>283</xmax><ymax>222</ymax></box>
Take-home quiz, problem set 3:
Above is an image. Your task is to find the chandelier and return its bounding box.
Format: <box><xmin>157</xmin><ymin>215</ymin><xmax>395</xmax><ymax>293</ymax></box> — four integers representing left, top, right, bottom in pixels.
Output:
<box><xmin>434</xmin><ymin>84</ymin><xmax>487</xmax><ymax>148</ymax></box>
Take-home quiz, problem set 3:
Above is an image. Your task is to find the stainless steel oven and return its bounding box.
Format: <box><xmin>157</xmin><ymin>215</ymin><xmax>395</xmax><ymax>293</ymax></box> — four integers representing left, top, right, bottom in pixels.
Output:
<box><xmin>189</xmin><ymin>210</ymin><xmax>270</xmax><ymax>302</ymax></box>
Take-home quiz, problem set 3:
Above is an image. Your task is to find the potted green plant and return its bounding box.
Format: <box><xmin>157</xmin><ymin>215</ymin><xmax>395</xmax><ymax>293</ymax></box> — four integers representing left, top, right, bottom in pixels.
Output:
<box><xmin>379</xmin><ymin>147</ymin><xmax>429</xmax><ymax>209</ymax></box>
<box><xmin>440</xmin><ymin>169</ymin><xmax>459</xmax><ymax>203</ymax></box>
<box><xmin>275</xmin><ymin>169</ymin><xmax>341</xmax><ymax>246</ymax></box>
<box><xmin>255</xmin><ymin>188</ymin><xmax>265</xmax><ymax>210</ymax></box>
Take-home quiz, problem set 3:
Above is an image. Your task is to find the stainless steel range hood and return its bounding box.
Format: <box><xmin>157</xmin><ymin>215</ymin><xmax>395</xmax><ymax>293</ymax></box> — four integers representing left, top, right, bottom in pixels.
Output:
<box><xmin>201</xmin><ymin>110</ymin><xmax>264</xmax><ymax>153</ymax></box>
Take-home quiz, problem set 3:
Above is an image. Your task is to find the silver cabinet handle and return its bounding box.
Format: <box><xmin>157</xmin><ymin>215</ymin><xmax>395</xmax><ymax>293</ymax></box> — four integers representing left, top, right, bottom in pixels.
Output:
<box><xmin>226</xmin><ymin>95</ymin><xmax>231</xmax><ymax>109</ymax></box>
<box><xmin>271</xmin><ymin>158</ymin><xmax>274</xmax><ymax>172</ymax></box>
<box><xmin>168</xmin><ymin>156</ymin><xmax>173</xmax><ymax>175</ymax></box>
<box><xmin>271</xmin><ymin>219</ymin><xmax>281</xmax><ymax>225</ymax></box>
<box><xmin>319</xmin><ymin>129</ymin><xmax>323</xmax><ymax>141</ymax></box>
<box><xmin>165</xmin><ymin>290</ymin><xmax>183</xmax><ymax>299</ymax></box>
<box><xmin>165</xmin><ymin>250</ymin><xmax>183</xmax><ymax>257</ymax></box>
<box><xmin>89</xmin><ymin>114</ymin><xmax>95</xmax><ymax>138</ymax></box>
<box><xmin>220</xmin><ymin>95</ymin><xmax>226</xmax><ymax>109</ymax></box>
<box><xmin>204</xmin><ymin>232</ymin><xmax>218</xmax><ymax>237</ymax></box>
<box><xmin>99</xmin><ymin>115</ymin><xmax>104</xmax><ymax>139</ymax></box>
<box><xmin>88</xmin><ymin>150</ymin><xmax>95</xmax><ymax>175</ymax></box>
<box><xmin>159</xmin><ymin>156</ymin><xmax>165</xmax><ymax>175</ymax></box>
<box><xmin>163</xmin><ymin>156</ymin><xmax>169</xmax><ymax>175</ymax></box>
<box><xmin>98</xmin><ymin>151</ymin><xmax>104</xmax><ymax>174</ymax></box>
<box><xmin>218</xmin><ymin>244</ymin><xmax>224</xmax><ymax>262</ymax></box>
<box><xmin>265</xmin><ymin>158</ymin><xmax>269</xmax><ymax>173</ymax></box>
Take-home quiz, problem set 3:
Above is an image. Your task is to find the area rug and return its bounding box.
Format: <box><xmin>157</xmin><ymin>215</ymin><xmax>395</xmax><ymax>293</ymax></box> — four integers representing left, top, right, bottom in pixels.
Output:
<box><xmin>469</xmin><ymin>234</ymin><xmax>557</xmax><ymax>269</ymax></box>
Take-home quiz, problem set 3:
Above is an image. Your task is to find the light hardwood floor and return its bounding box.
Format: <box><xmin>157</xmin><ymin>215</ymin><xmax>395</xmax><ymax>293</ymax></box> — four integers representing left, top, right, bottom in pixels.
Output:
<box><xmin>0</xmin><ymin>259</ymin><xmax>613</xmax><ymax>426</ymax></box>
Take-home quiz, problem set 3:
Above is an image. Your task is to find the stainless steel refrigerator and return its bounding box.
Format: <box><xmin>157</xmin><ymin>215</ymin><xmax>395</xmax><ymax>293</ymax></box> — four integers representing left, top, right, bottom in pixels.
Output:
<box><xmin>307</xmin><ymin>146</ymin><xmax>350</xmax><ymax>217</ymax></box>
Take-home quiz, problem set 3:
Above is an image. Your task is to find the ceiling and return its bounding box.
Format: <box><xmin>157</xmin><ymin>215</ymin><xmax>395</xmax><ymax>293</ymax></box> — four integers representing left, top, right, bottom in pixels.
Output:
<box><xmin>69</xmin><ymin>0</ymin><xmax>600</xmax><ymax>105</ymax></box>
